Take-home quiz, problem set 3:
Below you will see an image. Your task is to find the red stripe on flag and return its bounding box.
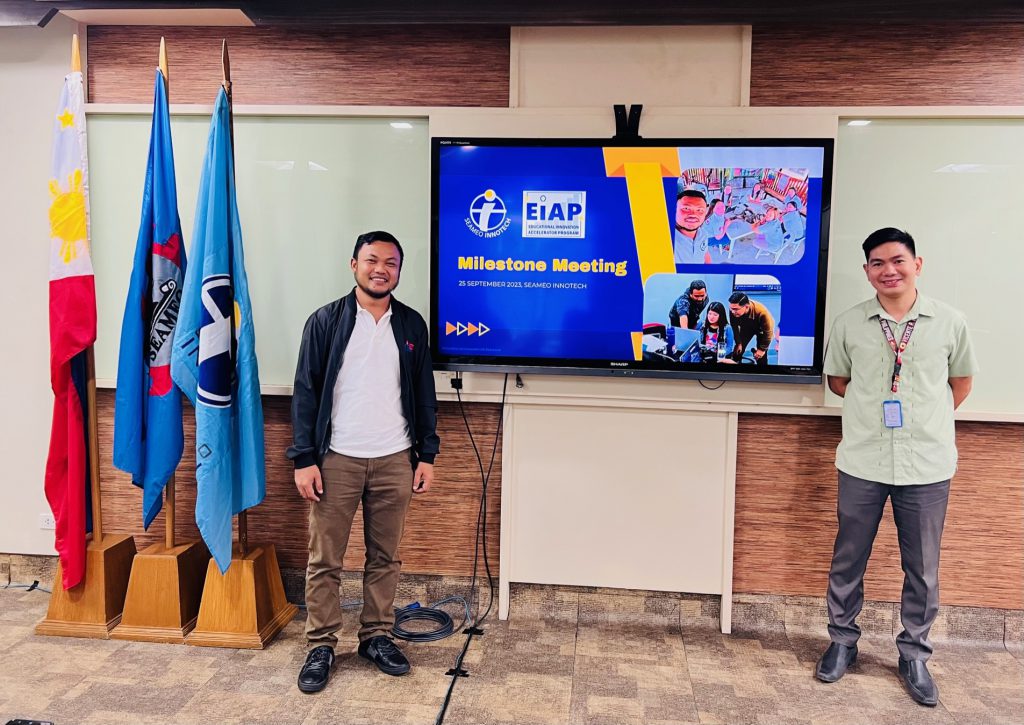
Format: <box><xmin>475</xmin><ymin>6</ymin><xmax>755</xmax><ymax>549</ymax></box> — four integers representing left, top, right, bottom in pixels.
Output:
<box><xmin>49</xmin><ymin>275</ymin><xmax>96</xmax><ymax>381</ymax></box>
<box><xmin>44</xmin><ymin>362</ymin><xmax>88</xmax><ymax>590</ymax></box>
<box><xmin>46</xmin><ymin>274</ymin><xmax>96</xmax><ymax>590</ymax></box>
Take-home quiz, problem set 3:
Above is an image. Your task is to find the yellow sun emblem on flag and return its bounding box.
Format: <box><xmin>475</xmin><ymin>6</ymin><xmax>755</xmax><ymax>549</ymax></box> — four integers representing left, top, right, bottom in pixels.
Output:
<box><xmin>49</xmin><ymin>168</ymin><xmax>87</xmax><ymax>264</ymax></box>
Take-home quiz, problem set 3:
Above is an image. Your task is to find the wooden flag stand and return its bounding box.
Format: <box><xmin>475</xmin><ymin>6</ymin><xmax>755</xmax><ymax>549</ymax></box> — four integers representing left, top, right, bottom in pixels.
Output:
<box><xmin>37</xmin><ymin>40</ymin><xmax>137</xmax><ymax>636</ymax></box>
<box><xmin>111</xmin><ymin>475</ymin><xmax>210</xmax><ymax>643</ymax></box>
<box><xmin>186</xmin><ymin>512</ymin><xmax>296</xmax><ymax>649</ymax></box>
<box><xmin>185</xmin><ymin>41</ymin><xmax>296</xmax><ymax>649</ymax></box>
<box><xmin>110</xmin><ymin>38</ymin><xmax>211</xmax><ymax>646</ymax></box>
<box><xmin>36</xmin><ymin>345</ymin><xmax>136</xmax><ymax>637</ymax></box>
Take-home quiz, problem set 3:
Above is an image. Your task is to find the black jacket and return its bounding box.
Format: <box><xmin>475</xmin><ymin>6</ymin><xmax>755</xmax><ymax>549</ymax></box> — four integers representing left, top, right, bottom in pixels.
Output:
<box><xmin>286</xmin><ymin>289</ymin><xmax>439</xmax><ymax>470</ymax></box>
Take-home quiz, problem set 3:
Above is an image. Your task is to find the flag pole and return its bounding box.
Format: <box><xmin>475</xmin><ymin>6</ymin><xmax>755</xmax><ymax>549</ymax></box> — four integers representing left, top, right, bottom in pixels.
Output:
<box><xmin>73</xmin><ymin>32</ymin><xmax>104</xmax><ymax>544</ymax></box>
<box><xmin>158</xmin><ymin>36</ymin><xmax>177</xmax><ymax>551</ymax></box>
<box><xmin>221</xmin><ymin>39</ymin><xmax>247</xmax><ymax>558</ymax></box>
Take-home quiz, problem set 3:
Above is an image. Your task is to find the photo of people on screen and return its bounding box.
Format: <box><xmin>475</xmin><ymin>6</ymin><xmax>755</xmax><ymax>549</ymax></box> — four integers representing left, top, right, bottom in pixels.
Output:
<box><xmin>696</xmin><ymin>301</ymin><xmax>736</xmax><ymax>364</ymax></box>
<box><xmin>642</xmin><ymin>274</ymin><xmax>782</xmax><ymax>367</ymax></box>
<box><xmin>671</xmin><ymin>169</ymin><xmax>808</xmax><ymax>266</ymax></box>
<box><xmin>668</xmin><ymin>279</ymin><xmax>708</xmax><ymax>329</ymax></box>
<box><xmin>673</xmin><ymin>190</ymin><xmax>712</xmax><ymax>265</ymax></box>
<box><xmin>728</xmin><ymin>292</ymin><xmax>776</xmax><ymax>365</ymax></box>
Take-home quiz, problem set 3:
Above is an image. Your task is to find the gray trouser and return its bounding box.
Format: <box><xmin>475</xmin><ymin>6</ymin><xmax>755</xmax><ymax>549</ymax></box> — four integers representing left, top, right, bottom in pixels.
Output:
<box><xmin>826</xmin><ymin>470</ymin><xmax>950</xmax><ymax>661</ymax></box>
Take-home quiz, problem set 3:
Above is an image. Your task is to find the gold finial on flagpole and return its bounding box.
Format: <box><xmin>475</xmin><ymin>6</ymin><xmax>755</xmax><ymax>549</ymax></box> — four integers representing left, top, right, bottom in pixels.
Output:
<box><xmin>159</xmin><ymin>37</ymin><xmax>169</xmax><ymax>93</ymax></box>
<box><xmin>220</xmin><ymin>39</ymin><xmax>231</xmax><ymax>97</ymax></box>
<box><xmin>71</xmin><ymin>33</ymin><xmax>81</xmax><ymax>73</ymax></box>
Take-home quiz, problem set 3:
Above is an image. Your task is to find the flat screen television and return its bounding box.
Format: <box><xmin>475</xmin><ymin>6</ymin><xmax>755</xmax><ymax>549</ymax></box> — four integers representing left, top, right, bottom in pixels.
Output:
<box><xmin>430</xmin><ymin>137</ymin><xmax>833</xmax><ymax>384</ymax></box>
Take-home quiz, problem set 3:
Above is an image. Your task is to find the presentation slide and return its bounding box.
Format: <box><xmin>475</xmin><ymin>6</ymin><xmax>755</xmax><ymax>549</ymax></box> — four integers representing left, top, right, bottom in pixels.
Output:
<box><xmin>433</xmin><ymin>140</ymin><xmax>829</xmax><ymax>377</ymax></box>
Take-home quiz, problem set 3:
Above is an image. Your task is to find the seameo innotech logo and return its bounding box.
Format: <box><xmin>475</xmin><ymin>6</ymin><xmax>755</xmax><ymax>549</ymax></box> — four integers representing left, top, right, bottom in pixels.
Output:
<box><xmin>465</xmin><ymin>189</ymin><xmax>512</xmax><ymax>238</ymax></box>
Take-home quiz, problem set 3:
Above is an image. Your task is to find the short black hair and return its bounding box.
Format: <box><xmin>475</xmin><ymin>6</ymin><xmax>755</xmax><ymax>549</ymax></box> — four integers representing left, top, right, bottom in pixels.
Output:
<box><xmin>728</xmin><ymin>292</ymin><xmax>749</xmax><ymax>305</ymax></box>
<box><xmin>677</xmin><ymin>189</ymin><xmax>708</xmax><ymax>203</ymax></box>
<box><xmin>353</xmin><ymin>230</ymin><xmax>404</xmax><ymax>267</ymax></box>
<box><xmin>862</xmin><ymin>227</ymin><xmax>916</xmax><ymax>261</ymax></box>
<box><xmin>687</xmin><ymin>279</ymin><xmax>707</xmax><ymax>294</ymax></box>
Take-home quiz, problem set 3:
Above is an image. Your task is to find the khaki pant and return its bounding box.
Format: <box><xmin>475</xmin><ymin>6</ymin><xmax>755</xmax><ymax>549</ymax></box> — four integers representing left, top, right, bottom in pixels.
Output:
<box><xmin>305</xmin><ymin>448</ymin><xmax>413</xmax><ymax>648</ymax></box>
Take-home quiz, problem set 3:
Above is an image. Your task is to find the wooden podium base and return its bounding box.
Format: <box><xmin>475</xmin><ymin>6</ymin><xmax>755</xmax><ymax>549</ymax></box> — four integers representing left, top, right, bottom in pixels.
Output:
<box><xmin>185</xmin><ymin>543</ymin><xmax>297</xmax><ymax>649</ymax></box>
<box><xmin>35</xmin><ymin>534</ymin><xmax>137</xmax><ymax>639</ymax></box>
<box><xmin>110</xmin><ymin>541</ymin><xmax>210</xmax><ymax>644</ymax></box>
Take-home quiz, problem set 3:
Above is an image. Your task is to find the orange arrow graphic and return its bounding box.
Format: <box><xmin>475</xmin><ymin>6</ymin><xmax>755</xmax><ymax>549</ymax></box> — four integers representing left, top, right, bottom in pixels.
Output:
<box><xmin>445</xmin><ymin>322</ymin><xmax>456</xmax><ymax>335</ymax></box>
<box><xmin>467</xmin><ymin>323</ymin><xmax>479</xmax><ymax>335</ymax></box>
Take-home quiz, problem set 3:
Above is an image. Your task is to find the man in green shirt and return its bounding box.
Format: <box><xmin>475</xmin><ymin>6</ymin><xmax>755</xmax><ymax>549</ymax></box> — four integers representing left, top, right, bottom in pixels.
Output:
<box><xmin>815</xmin><ymin>228</ymin><xmax>977</xmax><ymax>707</ymax></box>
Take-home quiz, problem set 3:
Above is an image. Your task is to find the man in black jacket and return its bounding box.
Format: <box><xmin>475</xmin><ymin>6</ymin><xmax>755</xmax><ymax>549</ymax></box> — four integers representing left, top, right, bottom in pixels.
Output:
<box><xmin>288</xmin><ymin>231</ymin><xmax>439</xmax><ymax>694</ymax></box>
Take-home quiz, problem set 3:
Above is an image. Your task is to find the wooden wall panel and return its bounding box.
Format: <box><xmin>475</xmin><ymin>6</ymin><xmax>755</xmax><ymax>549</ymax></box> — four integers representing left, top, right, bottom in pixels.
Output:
<box><xmin>86</xmin><ymin>25</ymin><xmax>510</xmax><ymax>106</ymax></box>
<box><xmin>750</xmin><ymin>23</ymin><xmax>1024</xmax><ymax>106</ymax></box>
<box><xmin>733</xmin><ymin>414</ymin><xmax>1024</xmax><ymax>610</ymax></box>
<box><xmin>97</xmin><ymin>391</ymin><xmax>501</xmax><ymax>576</ymax></box>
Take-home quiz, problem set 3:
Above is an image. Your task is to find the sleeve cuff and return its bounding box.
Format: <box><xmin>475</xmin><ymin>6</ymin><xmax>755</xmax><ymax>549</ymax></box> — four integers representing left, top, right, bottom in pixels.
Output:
<box><xmin>292</xmin><ymin>452</ymin><xmax>318</xmax><ymax>469</ymax></box>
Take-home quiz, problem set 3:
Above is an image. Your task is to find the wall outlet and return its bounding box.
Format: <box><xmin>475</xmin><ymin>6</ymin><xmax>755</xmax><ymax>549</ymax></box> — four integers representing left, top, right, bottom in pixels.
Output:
<box><xmin>38</xmin><ymin>513</ymin><xmax>56</xmax><ymax>530</ymax></box>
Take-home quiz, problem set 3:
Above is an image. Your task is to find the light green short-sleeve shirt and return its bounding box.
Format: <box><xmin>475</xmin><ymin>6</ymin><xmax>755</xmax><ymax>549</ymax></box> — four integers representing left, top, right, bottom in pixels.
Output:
<box><xmin>824</xmin><ymin>294</ymin><xmax>978</xmax><ymax>485</ymax></box>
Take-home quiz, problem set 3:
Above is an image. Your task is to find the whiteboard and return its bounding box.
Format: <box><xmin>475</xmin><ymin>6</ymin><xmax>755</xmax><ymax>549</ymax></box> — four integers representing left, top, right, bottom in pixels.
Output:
<box><xmin>87</xmin><ymin>111</ymin><xmax>1022</xmax><ymax>416</ymax></box>
<box><xmin>87</xmin><ymin>113</ymin><xmax>429</xmax><ymax>388</ymax></box>
<box><xmin>828</xmin><ymin>118</ymin><xmax>1023</xmax><ymax>416</ymax></box>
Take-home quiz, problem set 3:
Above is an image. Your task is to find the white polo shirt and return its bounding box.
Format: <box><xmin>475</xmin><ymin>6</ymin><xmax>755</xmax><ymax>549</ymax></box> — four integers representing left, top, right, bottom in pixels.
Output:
<box><xmin>329</xmin><ymin>301</ymin><xmax>411</xmax><ymax>458</ymax></box>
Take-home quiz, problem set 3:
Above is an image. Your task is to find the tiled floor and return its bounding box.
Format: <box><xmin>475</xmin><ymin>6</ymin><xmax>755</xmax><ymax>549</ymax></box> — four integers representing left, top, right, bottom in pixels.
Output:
<box><xmin>1</xmin><ymin>580</ymin><xmax>1021</xmax><ymax>725</ymax></box>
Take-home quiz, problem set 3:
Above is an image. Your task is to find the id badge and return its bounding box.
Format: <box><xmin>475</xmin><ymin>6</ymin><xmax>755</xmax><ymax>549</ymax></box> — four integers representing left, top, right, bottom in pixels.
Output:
<box><xmin>882</xmin><ymin>400</ymin><xmax>903</xmax><ymax>428</ymax></box>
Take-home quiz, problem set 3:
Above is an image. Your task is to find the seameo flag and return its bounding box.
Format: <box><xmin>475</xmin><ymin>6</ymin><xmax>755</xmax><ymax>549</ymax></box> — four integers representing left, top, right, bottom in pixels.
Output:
<box><xmin>113</xmin><ymin>69</ymin><xmax>187</xmax><ymax>530</ymax></box>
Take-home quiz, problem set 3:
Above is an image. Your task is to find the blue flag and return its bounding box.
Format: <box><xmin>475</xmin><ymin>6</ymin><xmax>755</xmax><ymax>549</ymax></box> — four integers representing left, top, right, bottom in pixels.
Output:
<box><xmin>113</xmin><ymin>70</ymin><xmax>186</xmax><ymax>529</ymax></box>
<box><xmin>171</xmin><ymin>87</ymin><xmax>265</xmax><ymax>573</ymax></box>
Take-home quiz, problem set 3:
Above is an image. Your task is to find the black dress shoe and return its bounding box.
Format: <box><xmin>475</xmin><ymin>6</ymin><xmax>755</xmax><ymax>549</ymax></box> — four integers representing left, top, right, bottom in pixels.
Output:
<box><xmin>358</xmin><ymin>635</ymin><xmax>411</xmax><ymax>676</ymax></box>
<box><xmin>899</xmin><ymin>658</ymin><xmax>939</xmax><ymax>706</ymax></box>
<box><xmin>297</xmin><ymin>645</ymin><xmax>335</xmax><ymax>693</ymax></box>
<box><xmin>815</xmin><ymin>642</ymin><xmax>858</xmax><ymax>682</ymax></box>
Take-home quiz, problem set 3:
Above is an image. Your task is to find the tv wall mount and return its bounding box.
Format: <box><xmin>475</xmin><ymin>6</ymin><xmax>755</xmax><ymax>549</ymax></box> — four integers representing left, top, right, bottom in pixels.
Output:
<box><xmin>612</xmin><ymin>104</ymin><xmax>643</xmax><ymax>140</ymax></box>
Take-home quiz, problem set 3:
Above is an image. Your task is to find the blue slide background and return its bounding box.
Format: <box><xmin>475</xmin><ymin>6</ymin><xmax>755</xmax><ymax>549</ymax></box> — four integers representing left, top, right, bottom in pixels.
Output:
<box><xmin>435</xmin><ymin>144</ymin><xmax>824</xmax><ymax>363</ymax></box>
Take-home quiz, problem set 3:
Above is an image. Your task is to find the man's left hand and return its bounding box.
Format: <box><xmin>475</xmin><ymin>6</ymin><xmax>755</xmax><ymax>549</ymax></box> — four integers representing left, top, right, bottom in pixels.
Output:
<box><xmin>753</xmin><ymin>348</ymin><xmax>766</xmax><ymax>360</ymax></box>
<box><xmin>413</xmin><ymin>462</ymin><xmax>434</xmax><ymax>494</ymax></box>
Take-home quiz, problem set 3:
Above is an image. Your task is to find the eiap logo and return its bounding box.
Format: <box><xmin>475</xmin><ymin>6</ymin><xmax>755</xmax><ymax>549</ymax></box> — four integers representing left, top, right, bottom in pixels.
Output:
<box><xmin>465</xmin><ymin>189</ymin><xmax>512</xmax><ymax>238</ymax></box>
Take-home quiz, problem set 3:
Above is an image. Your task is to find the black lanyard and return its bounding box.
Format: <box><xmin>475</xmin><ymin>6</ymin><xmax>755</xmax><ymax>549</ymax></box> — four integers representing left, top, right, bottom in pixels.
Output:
<box><xmin>879</xmin><ymin>318</ymin><xmax>916</xmax><ymax>394</ymax></box>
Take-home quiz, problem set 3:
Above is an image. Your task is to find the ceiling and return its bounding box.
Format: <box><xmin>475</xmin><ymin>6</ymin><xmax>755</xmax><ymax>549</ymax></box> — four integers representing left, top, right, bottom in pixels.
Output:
<box><xmin>4</xmin><ymin>0</ymin><xmax>1024</xmax><ymax>27</ymax></box>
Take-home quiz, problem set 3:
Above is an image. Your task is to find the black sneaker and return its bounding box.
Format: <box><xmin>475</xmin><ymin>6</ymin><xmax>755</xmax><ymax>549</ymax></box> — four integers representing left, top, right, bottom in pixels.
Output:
<box><xmin>297</xmin><ymin>645</ymin><xmax>335</xmax><ymax>693</ymax></box>
<box><xmin>358</xmin><ymin>635</ymin><xmax>411</xmax><ymax>676</ymax></box>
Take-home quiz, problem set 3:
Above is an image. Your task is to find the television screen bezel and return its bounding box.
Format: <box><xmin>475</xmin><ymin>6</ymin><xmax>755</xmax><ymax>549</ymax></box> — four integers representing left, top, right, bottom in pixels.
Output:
<box><xmin>429</xmin><ymin>135</ymin><xmax>834</xmax><ymax>385</ymax></box>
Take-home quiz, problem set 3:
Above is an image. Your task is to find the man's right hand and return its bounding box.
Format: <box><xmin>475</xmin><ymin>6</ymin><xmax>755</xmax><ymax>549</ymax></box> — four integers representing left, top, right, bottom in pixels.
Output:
<box><xmin>295</xmin><ymin>465</ymin><xmax>323</xmax><ymax>502</ymax></box>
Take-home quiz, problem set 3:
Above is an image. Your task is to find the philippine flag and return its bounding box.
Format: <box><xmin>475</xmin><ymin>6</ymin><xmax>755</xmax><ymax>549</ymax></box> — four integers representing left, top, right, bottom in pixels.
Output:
<box><xmin>45</xmin><ymin>69</ymin><xmax>96</xmax><ymax>590</ymax></box>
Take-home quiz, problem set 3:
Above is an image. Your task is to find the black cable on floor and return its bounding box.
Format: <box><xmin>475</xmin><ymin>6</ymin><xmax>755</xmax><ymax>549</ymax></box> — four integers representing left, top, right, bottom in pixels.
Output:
<box><xmin>333</xmin><ymin>595</ymin><xmax>471</xmax><ymax>643</ymax></box>
<box><xmin>433</xmin><ymin>372</ymin><xmax>509</xmax><ymax>725</ymax></box>
<box><xmin>434</xmin><ymin>625</ymin><xmax>478</xmax><ymax>725</ymax></box>
<box><xmin>2</xmin><ymin>581</ymin><xmax>49</xmax><ymax>594</ymax></box>
<box><xmin>392</xmin><ymin>596</ymin><xmax>471</xmax><ymax>643</ymax></box>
